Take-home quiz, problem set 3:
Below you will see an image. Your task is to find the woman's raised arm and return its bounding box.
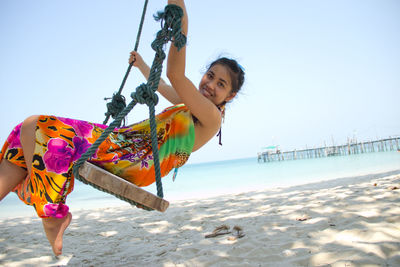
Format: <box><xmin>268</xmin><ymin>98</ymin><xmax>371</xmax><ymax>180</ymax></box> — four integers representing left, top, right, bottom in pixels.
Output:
<box><xmin>129</xmin><ymin>51</ymin><xmax>182</xmax><ymax>105</ymax></box>
<box><xmin>166</xmin><ymin>0</ymin><xmax>222</xmax><ymax>133</ymax></box>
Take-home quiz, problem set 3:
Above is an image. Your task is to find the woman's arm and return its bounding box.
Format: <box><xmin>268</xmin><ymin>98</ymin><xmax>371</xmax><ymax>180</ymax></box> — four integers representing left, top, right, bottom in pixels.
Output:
<box><xmin>166</xmin><ymin>0</ymin><xmax>221</xmax><ymax>132</ymax></box>
<box><xmin>129</xmin><ymin>51</ymin><xmax>182</xmax><ymax>105</ymax></box>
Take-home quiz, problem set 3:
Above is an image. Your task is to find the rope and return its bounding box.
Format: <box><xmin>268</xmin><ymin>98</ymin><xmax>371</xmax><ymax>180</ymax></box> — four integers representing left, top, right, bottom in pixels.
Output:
<box><xmin>103</xmin><ymin>0</ymin><xmax>149</xmax><ymax>125</ymax></box>
<box><xmin>72</xmin><ymin>4</ymin><xmax>186</xmax><ymax>208</ymax></box>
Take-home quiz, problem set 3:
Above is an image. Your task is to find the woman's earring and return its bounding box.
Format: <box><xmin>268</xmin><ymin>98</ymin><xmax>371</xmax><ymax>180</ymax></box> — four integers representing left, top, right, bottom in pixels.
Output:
<box><xmin>218</xmin><ymin>103</ymin><xmax>226</xmax><ymax>122</ymax></box>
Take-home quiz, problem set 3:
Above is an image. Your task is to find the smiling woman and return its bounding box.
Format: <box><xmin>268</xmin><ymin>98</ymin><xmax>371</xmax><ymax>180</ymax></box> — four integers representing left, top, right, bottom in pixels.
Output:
<box><xmin>130</xmin><ymin>51</ymin><xmax>245</xmax><ymax>151</ymax></box>
<box><xmin>0</xmin><ymin>0</ymin><xmax>245</xmax><ymax>258</ymax></box>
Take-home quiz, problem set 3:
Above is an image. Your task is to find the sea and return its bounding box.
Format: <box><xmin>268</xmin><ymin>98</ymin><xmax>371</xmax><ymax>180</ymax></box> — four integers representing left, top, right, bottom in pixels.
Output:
<box><xmin>1</xmin><ymin>151</ymin><xmax>399</xmax><ymax>219</ymax></box>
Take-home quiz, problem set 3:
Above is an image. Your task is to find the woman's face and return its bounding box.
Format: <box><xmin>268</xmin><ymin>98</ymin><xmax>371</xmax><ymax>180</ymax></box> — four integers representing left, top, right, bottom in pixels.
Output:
<box><xmin>199</xmin><ymin>64</ymin><xmax>236</xmax><ymax>106</ymax></box>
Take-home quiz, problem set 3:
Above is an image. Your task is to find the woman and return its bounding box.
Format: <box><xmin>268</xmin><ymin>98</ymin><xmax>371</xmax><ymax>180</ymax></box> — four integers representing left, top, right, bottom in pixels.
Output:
<box><xmin>0</xmin><ymin>0</ymin><xmax>244</xmax><ymax>256</ymax></box>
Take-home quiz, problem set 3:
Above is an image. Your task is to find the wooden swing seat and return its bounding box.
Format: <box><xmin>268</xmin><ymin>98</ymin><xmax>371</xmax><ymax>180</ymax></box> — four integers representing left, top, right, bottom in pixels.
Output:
<box><xmin>78</xmin><ymin>162</ymin><xmax>169</xmax><ymax>212</ymax></box>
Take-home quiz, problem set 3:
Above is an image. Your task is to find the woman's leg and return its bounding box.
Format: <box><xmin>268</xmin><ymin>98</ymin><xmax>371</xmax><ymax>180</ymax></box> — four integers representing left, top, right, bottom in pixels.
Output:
<box><xmin>42</xmin><ymin>212</ymin><xmax>72</xmax><ymax>256</ymax></box>
<box><xmin>19</xmin><ymin>115</ymin><xmax>38</xmax><ymax>176</ymax></box>
<box><xmin>0</xmin><ymin>116</ymin><xmax>38</xmax><ymax>201</ymax></box>
<box><xmin>0</xmin><ymin>159</ymin><xmax>27</xmax><ymax>201</ymax></box>
<box><xmin>18</xmin><ymin>115</ymin><xmax>72</xmax><ymax>256</ymax></box>
<box><xmin>0</xmin><ymin>116</ymin><xmax>38</xmax><ymax>200</ymax></box>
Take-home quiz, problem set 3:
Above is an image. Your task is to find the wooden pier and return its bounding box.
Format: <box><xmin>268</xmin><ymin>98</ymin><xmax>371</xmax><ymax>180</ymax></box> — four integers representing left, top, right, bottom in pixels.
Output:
<box><xmin>258</xmin><ymin>137</ymin><xmax>400</xmax><ymax>163</ymax></box>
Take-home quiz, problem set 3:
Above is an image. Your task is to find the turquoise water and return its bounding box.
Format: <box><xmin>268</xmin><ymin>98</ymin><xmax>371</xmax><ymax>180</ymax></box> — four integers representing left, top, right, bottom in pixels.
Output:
<box><xmin>1</xmin><ymin>151</ymin><xmax>399</xmax><ymax>218</ymax></box>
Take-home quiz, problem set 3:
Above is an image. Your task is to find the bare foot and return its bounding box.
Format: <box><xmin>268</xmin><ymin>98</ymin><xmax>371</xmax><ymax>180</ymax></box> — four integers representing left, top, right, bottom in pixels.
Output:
<box><xmin>42</xmin><ymin>212</ymin><xmax>72</xmax><ymax>256</ymax></box>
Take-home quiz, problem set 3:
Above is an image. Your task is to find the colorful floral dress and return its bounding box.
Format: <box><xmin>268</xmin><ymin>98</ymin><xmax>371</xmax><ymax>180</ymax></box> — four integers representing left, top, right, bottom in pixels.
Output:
<box><xmin>0</xmin><ymin>104</ymin><xmax>194</xmax><ymax>218</ymax></box>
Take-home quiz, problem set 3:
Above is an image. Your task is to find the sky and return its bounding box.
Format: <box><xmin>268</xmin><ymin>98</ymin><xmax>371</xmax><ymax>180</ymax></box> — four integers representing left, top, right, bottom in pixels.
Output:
<box><xmin>0</xmin><ymin>0</ymin><xmax>399</xmax><ymax>164</ymax></box>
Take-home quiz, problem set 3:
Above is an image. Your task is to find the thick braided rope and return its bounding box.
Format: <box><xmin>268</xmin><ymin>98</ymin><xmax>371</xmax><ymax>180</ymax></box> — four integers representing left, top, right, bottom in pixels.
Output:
<box><xmin>132</xmin><ymin>85</ymin><xmax>162</xmax><ymax>197</ymax></box>
<box><xmin>72</xmin><ymin>4</ymin><xmax>186</xmax><ymax>208</ymax></box>
<box><xmin>103</xmin><ymin>0</ymin><xmax>149</xmax><ymax>125</ymax></box>
<box><xmin>131</xmin><ymin>4</ymin><xmax>186</xmax><ymax>198</ymax></box>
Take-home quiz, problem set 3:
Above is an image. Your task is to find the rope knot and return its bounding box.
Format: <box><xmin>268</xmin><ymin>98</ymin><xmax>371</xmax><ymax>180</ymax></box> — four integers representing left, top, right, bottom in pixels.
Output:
<box><xmin>132</xmin><ymin>84</ymin><xmax>159</xmax><ymax>106</ymax></box>
<box><xmin>104</xmin><ymin>93</ymin><xmax>126</xmax><ymax>119</ymax></box>
<box><xmin>154</xmin><ymin>4</ymin><xmax>186</xmax><ymax>51</ymax></box>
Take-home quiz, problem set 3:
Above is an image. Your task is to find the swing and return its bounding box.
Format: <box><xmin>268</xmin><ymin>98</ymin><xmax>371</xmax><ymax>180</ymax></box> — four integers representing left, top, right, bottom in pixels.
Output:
<box><xmin>71</xmin><ymin>1</ymin><xmax>187</xmax><ymax>212</ymax></box>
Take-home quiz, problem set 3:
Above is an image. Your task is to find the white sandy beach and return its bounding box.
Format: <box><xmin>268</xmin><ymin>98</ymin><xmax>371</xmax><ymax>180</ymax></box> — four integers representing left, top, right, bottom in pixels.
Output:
<box><xmin>1</xmin><ymin>170</ymin><xmax>399</xmax><ymax>267</ymax></box>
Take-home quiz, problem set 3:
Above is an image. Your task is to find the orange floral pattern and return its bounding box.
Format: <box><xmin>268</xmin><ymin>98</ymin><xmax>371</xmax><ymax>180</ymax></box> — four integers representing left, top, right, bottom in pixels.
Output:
<box><xmin>1</xmin><ymin>104</ymin><xmax>194</xmax><ymax>218</ymax></box>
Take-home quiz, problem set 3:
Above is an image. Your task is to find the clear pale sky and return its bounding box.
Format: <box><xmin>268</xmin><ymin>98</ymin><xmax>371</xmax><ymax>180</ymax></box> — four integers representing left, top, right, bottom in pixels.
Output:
<box><xmin>1</xmin><ymin>0</ymin><xmax>399</xmax><ymax>164</ymax></box>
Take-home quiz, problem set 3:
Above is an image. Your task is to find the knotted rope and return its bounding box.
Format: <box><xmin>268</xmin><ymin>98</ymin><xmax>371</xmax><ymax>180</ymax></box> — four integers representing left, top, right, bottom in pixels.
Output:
<box><xmin>72</xmin><ymin>4</ymin><xmax>186</xmax><ymax>209</ymax></box>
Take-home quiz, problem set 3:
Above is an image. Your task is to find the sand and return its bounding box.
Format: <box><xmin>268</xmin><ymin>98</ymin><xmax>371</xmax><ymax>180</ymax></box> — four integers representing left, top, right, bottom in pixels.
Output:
<box><xmin>1</xmin><ymin>170</ymin><xmax>400</xmax><ymax>267</ymax></box>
